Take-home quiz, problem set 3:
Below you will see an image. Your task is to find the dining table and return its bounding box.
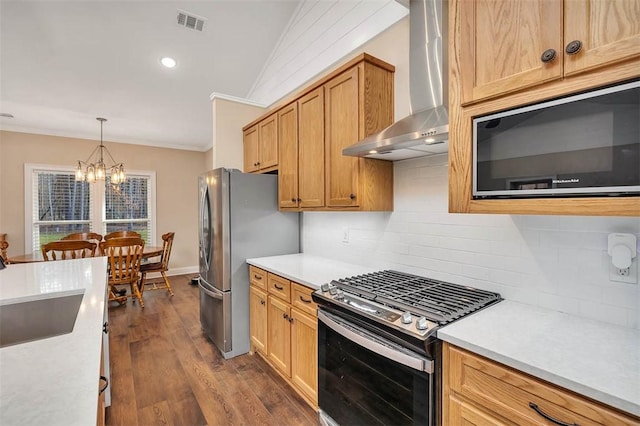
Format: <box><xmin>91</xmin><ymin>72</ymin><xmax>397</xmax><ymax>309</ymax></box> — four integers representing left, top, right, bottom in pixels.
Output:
<box><xmin>8</xmin><ymin>245</ymin><xmax>164</xmax><ymax>264</ymax></box>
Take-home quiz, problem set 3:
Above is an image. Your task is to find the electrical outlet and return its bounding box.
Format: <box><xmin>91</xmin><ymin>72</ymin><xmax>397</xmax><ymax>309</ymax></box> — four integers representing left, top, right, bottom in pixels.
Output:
<box><xmin>342</xmin><ymin>227</ymin><xmax>350</xmax><ymax>243</ymax></box>
<box><xmin>610</xmin><ymin>260</ymin><xmax>637</xmax><ymax>284</ymax></box>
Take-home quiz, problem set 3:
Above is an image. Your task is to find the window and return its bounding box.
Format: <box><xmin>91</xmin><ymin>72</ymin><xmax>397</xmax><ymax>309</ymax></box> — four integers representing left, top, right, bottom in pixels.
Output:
<box><xmin>26</xmin><ymin>164</ymin><xmax>156</xmax><ymax>253</ymax></box>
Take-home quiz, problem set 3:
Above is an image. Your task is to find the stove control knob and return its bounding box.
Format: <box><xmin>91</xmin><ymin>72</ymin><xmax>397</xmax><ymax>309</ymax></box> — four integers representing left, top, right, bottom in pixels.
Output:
<box><xmin>416</xmin><ymin>317</ymin><xmax>429</xmax><ymax>330</ymax></box>
<box><xmin>401</xmin><ymin>311</ymin><xmax>413</xmax><ymax>324</ymax></box>
<box><xmin>329</xmin><ymin>285</ymin><xmax>338</xmax><ymax>295</ymax></box>
<box><xmin>335</xmin><ymin>290</ymin><xmax>345</xmax><ymax>300</ymax></box>
<box><xmin>321</xmin><ymin>283</ymin><xmax>330</xmax><ymax>292</ymax></box>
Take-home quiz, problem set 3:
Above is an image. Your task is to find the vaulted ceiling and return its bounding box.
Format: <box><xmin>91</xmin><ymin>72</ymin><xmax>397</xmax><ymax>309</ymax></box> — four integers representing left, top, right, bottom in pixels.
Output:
<box><xmin>0</xmin><ymin>1</ymin><xmax>407</xmax><ymax>151</ymax></box>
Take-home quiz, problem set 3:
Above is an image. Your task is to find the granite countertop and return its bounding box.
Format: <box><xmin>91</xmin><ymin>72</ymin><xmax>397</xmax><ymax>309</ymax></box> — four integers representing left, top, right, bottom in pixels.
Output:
<box><xmin>246</xmin><ymin>253</ymin><xmax>378</xmax><ymax>289</ymax></box>
<box><xmin>438</xmin><ymin>300</ymin><xmax>640</xmax><ymax>417</ymax></box>
<box><xmin>0</xmin><ymin>257</ymin><xmax>108</xmax><ymax>425</ymax></box>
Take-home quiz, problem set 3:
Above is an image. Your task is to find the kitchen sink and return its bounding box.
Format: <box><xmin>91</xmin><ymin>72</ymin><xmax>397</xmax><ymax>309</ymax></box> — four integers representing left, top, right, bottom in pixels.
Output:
<box><xmin>0</xmin><ymin>292</ymin><xmax>84</xmax><ymax>348</ymax></box>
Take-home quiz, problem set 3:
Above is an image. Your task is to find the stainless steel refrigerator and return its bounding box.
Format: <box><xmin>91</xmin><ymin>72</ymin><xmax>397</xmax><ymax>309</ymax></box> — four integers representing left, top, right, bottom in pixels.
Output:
<box><xmin>198</xmin><ymin>168</ymin><xmax>299</xmax><ymax>359</ymax></box>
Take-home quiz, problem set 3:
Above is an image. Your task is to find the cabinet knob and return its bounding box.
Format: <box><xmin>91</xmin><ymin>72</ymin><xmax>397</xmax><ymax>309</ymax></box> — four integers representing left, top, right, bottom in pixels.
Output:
<box><xmin>297</xmin><ymin>198</ymin><xmax>301</xmax><ymax>203</ymax></box>
<box><xmin>349</xmin><ymin>193</ymin><xmax>356</xmax><ymax>200</ymax></box>
<box><xmin>288</xmin><ymin>317</ymin><xmax>294</xmax><ymax>323</ymax></box>
<box><xmin>282</xmin><ymin>313</ymin><xmax>289</xmax><ymax>320</ymax></box>
<box><xmin>540</xmin><ymin>48</ymin><xmax>557</xmax><ymax>63</ymax></box>
<box><xmin>291</xmin><ymin>197</ymin><xmax>297</xmax><ymax>203</ymax></box>
<box><xmin>260</xmin><ymin>299</ymin><xmax>265</xmax><ymax>305</ymax></box>
<box><xmin>565</xmin><ymin>40</ymin><xmax>582</xmax><ymax>55</ymax></box>
<box><xmin>253</xmin><ymin>162</ymin><xmax>258</xmax><ymax>166</ymax></box>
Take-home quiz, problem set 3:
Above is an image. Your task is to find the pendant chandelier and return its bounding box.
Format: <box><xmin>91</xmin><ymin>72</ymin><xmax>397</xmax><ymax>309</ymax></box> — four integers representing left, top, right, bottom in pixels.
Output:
<box><xmin>75</xmin><ymin>117</ymin><xmax>126</xmax><ymax>184</ymax></box>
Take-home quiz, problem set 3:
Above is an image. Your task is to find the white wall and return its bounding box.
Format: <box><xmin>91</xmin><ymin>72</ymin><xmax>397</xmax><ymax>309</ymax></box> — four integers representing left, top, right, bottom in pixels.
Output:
<box><xmin>247</xmin><ymin>0</ymin><xmax>407</xmax><ymax>105</ymax></box>
<box><xmin>211</xmin><ymin>96</ymin><xmax>265</xmax><ymax>170</ymax></box>
<box><xmin>302</xmin><ymin>154</ymin><xmax>640</xmax><ymax>329</ymax></box>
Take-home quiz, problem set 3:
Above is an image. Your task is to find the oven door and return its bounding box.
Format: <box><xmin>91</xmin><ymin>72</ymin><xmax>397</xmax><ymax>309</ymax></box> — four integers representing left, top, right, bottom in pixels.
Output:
<box><xmin>318</xmin><ymin>309</ymin><xmax>434</xmax><ymax>426</ymax></box>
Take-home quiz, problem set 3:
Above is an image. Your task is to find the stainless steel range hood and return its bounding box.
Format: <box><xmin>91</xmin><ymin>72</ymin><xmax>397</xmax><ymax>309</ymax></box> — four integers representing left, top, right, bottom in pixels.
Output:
<box><xmin>343</xmin><ymin>0</ymin><xmax>449</xmax><ymax>161</ymax></box>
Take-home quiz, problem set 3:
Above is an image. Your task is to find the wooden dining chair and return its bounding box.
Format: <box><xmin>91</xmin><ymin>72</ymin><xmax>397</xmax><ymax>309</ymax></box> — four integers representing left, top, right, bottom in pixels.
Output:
<box><xmin>42</xmin><ymin>240</ymin><xmax>97</xmax><ymax>261</ymax></box>
<box><xmin>62</xmin><ymin>232</ymin><xmax>103</xmax><ymax>244</ymax></box>
<box><xmin>99</xmin><ymin>237</ymin><xmax>145</xmax><ymax>307</ymax></box>
<box><xmin>0</xmin><ymin>233</ymin><xmax>9</xmax><ymax>263</ymax></box>
<box><xmin>139</xmin><ymin>232</ymin><xmax>175</xmax><ymax>296</ymax></box>
<box><xmin>104</xmin><ymin>231</ymin><xmax>141</xmax><ymax>240</ymax></box>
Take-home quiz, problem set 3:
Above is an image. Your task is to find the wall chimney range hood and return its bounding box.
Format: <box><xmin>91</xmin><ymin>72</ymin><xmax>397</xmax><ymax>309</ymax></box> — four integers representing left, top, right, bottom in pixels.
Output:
<box><xmin>343</xmin><ymin>0</ymin><xmax>449</xmax><ymax>161</ymax></box>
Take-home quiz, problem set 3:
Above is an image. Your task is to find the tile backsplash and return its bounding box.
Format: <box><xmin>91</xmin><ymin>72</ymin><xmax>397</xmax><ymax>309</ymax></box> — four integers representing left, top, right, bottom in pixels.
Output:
<box><xmin>301</xmin><ymin>154</ymin><xmax>640</xmax><ymax>329</ymax></box>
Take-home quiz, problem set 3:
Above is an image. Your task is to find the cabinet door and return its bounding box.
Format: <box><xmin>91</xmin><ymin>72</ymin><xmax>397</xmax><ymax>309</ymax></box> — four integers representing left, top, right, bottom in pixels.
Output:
<box><xmin>278</xmin><ymin>103</ymin><xmax>299</xmax><ymax>209</ymax></box>
<box><xmin>448</xmin><ymin>395</ymin><xmax>509</xmax><ymax>426</ymax></box>
<box><xmin>243</xmin><ymin>125</ymin><xmax>260</xmax><ymax>173</ymax></box>
<box><xmin>249</xmin><ymin>286</ymin><xmax>268</xmax><ymax>355</ymax></box>
<box><xmin>324</xmin><ymin>67</ymin><xmax>360</xmax><ymax>207</ymax></box>
<box><xmin>267</xmin><ymin>296</ymin><xmax>291</xmax><ymax>376</ymax></box>
<box><xmin>291</xmin><ymin>309</ymin><xmax>317</xmax><ymax>404</ymax></box>
<box><xmin>458</xmin><ymin>0</ymin><xmax>563</xmax><ymax>104</ymax></box>
<box><xmin>564</xmin><ymin>0</ymin><xmax>640</xmax><ymax>76</ymax></box>
<box><xmin>298</xmin><ymin>87</ymin><xmax>325</xmax><ymax>208</ymax></box>
<box><xmin>259</xmin><ymin>113</ymin><xmax>278</xmax><ymax>170</ymax></box>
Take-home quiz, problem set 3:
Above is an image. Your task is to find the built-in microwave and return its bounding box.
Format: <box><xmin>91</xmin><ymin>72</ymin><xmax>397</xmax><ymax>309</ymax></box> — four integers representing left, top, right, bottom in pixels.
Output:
<box><xmin>473</xmin><ymin>80</ymin><xmax>640</xmax><ymax>199</ymax></box>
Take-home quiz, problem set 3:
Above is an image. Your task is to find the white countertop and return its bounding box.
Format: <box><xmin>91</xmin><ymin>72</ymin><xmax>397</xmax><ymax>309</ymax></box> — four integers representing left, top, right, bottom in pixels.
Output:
<box><xmin>246</xmin><ymin>253</ymin><xmax>378</xmax><ymax>289</ymax></box>
<box><xmin>247</xmin><ymin>253</ymin><xmax>639</xmax><ymax>417</ymax></box>
<box><xmin>438</xmin><ymin>300</ymin><xmax>640</xmax><ymax>417</ymax></box>
<box><xmin>0</xmin><ymin>258</ymin><xmax>108</xmax><ymax>426</ymax></box>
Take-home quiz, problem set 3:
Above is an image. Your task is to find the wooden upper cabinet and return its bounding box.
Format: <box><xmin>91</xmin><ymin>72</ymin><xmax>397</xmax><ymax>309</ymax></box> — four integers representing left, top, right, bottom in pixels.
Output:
<box><xmin>278</xmin><ymin>103</ymin><xmax>299</xmax><ymax>209</ymax></box>
<box><xmin>325</xmin><ymin>67</ymin><xmax>360</xmax><ymax>207</ymax></box>
<box><xmin>298</xmin><ymin>87</ymin><xmax>326</xmax><ymax>209</ymax></box>
<box><xmin>564</xmin><ymin>0</ymin><xmax>640</xmax><ymax>76</ymax></box>
<box><xmin>258</xmin><ymin>113</ymin><xmax>278</xmax><ymax>170</ymax></box>
<box><xmin>243</xmin><ymin>113</ymin><xmax>278</xmax><ymax>173</ymax></box>
<box><xmin>459</xmin><ymin>0</ymin><xmax>564</xmax><ymax>104</ymax></box>
<box><xmin>243</xmin><ymin>125</ymin><xmax>259</xmax><ymax>173</ymax></box>
<box><xmin>449</xmin><ymin>0</ymin><xmax>640</xmax><ymax>216</ymax></box>
<box><xmin>243</xmin><ymin>53</ymin><xmax>395</xmax><ymax>211</ymax></box>
<box><xmin>459</xmin><ymin>0</ymin><xmax>640</xmax><ymax>105</ymax></box>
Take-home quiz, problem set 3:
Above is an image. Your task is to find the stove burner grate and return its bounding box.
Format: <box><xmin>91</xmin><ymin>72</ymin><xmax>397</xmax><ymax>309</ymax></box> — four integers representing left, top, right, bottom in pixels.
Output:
<box><xmin>333</xmin><ymin>270</ymin><xmax>501</xmax><ymax>324</ymax></box>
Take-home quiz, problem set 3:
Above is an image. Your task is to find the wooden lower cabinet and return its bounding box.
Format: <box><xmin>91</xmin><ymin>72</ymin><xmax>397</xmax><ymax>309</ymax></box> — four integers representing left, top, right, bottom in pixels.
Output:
<box><xmin>443</xmin><ymin>343</ymin><xmax>640</xmax><ymax>425</ymax></box>
<box><xmin>249</xmin><ymin>286</ymin><xmax>268</xmax><ymax>354</ymax></box>
<box><xmin>267</xmin><ymin>295</ymin><xmax>291</xmax><ymax>376</ymax></box>
<box><xmin>249</xmin><ymin>267</ymin><xmax>318</xmax><ymax>409</ymax></box>
<box><xmin>290</xmin><ymin>307</ymin><xmax>317</xmax><ymax>404</ymax></box>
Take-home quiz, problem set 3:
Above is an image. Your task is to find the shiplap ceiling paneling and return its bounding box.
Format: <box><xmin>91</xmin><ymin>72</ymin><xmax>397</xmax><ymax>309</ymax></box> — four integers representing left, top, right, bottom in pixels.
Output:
<box><xmin>0</xmin><ymin>1</ymin><xmax>408</xmax><ymax>151</ymax></box>
<box><xmin>248</xmin><ymin>0</ymin><xmax>408</xmax><ymax>106</ymax></box>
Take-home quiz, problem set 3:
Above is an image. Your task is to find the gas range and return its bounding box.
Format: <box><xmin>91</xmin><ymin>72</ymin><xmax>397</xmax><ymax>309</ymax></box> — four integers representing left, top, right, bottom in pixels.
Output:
<box><xmin>313</xmin><ymin>270</ymin><xmax>502</xmax><ymax>342</ymax></box>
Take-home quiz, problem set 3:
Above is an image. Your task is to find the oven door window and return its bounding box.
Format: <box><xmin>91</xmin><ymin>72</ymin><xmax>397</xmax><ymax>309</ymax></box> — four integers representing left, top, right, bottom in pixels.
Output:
<box><xmin>318</xmin><ymin>313</ymin><xmax>433</xmax><ymax>426</ymax></box>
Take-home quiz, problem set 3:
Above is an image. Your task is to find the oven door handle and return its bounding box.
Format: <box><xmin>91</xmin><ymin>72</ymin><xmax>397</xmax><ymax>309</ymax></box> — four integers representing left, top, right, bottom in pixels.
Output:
<box><xmin>318</xmin><ymin>310</ymin><xmax>434</xmax><ymax>374</ymax></box>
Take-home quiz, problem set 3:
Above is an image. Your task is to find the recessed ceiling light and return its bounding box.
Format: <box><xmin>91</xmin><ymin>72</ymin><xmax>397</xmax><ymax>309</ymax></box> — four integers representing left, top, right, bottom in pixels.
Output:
<box><xmin>161</xmin><ymin>57</ymin><xmax>177</xmax><ymax>68</ymax></box>
<box><xmin>0</xmin><ymin>113</ymin><xmax>14</xmax><ymax>118</ymax></box>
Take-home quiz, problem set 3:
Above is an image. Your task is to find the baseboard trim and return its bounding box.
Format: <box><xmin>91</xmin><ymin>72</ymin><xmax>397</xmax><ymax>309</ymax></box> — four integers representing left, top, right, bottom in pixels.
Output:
<box><xmin>145</xmin><ymin>266</ymin><xmax>198</xmax><ymax>280</ymax></box>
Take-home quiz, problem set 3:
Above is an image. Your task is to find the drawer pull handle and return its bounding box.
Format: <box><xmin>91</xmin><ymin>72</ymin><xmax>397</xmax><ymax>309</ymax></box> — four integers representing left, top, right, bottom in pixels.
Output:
<box><xmin>299</xmin><ymin>296</ymin><xmax>312</xmax><ymax>303</ymax></box>
<box><xmin>254</xmin><ymin>274</ymin><xmax>262</xmax><ymax>280</ymax></box>
<box><xmin>274</xmin><ymin>284</ymin><xmax>284</xmax><ymax>290</ymax></box>
<box><xmin>99</xmin><ymin>375</ymin><xmax>109</xmax><ymax>395</ymax></box>
<box><xmin>529</xmin><ymin>402</ymin><xmax>578</xmax><ymax>426</ymax></box>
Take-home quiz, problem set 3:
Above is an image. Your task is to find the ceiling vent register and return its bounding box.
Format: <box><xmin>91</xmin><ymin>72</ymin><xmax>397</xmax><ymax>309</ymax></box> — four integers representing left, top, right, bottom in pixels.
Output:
<box><xmin>177</xmin><ymin>9</ymin><xmax>206</xmax><ymax>32</ymax></box>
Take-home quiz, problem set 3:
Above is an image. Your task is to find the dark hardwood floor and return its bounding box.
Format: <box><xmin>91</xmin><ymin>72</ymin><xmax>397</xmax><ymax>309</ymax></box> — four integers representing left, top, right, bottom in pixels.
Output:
<box><xmin>106</xmin><ymin>274</ymin><xmax>317</xmax><ymax>426</ymax></box>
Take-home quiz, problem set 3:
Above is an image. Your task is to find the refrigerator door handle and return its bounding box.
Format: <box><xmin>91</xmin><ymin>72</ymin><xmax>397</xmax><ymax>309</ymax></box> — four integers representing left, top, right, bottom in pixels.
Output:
<box><xmin>199</xmin><ymin>281</ymin><xmax>223</xmax><ymax>300</ymax></box>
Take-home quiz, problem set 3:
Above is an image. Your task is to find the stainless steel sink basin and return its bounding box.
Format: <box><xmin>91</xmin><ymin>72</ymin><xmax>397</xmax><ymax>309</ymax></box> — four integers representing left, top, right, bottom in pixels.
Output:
<box><xmin>0</xmin><ymin>293</ymin><xmax>84</xmax><ymax>348</ymax></box>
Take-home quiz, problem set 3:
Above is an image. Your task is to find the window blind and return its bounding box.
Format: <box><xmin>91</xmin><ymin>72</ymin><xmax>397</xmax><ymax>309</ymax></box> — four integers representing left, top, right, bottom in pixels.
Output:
<box><xmin>104</xmin><ymin>175</ymin><xmax>152</xmax><ymax>244</ymax></box>
<box><xmin>31</xmin><ymin>169</ymin><xmax>93</xmax><ymax>251</ymax></box>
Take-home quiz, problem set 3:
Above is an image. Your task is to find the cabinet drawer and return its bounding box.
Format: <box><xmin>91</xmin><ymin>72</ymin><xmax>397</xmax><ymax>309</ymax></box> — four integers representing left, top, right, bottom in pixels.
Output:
<box><xmin>291</xmin><ymin>283</ymin><xmax>317</xmax><ymax>317</ymax></box>
<box><xmin>267</xmin><ymin>273</ymin><xmax>290</xmax><ymax>303</ymax></box>
<box><xmin>447</xmin><ymin>344</ymin><xmax>639</xmax><ymax>426</ymax></box>
<box><xmin>249</xmin><ymin>266</ymin><xmax>267</xmax><ymax>290</ymax></box>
